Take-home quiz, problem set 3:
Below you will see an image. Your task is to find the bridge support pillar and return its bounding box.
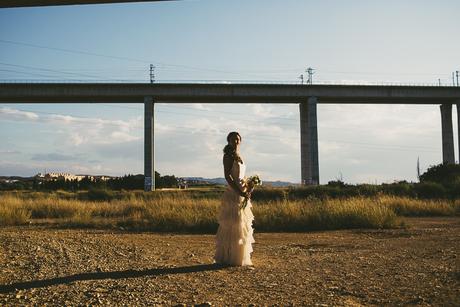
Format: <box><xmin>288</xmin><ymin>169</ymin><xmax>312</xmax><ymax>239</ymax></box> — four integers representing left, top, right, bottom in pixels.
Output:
<box><xmin>300</xmin><ymin>97</ymin><xmax>319</xmax><ymax>185</ymax></box>
<box><xmin>144</xmin><ymin>96</ymin><xmax>155</xmax><ymax>191</ymax></box>
<box><xmin>440</xmin><ymin>104</ymin><xmax>455</xmax><ymax>164</ymax></box>
<box><xmin>457</xmin><ymin>103</ymin><xmax>460</xmax><ymax>164</ymax></box>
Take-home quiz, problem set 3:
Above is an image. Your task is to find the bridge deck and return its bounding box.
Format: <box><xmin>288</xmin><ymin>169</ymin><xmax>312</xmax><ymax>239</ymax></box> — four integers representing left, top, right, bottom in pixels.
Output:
<box><xmin>0</xmin><ymin>83</ymin><xmax>459</xmax><ymax>104</ymax></box>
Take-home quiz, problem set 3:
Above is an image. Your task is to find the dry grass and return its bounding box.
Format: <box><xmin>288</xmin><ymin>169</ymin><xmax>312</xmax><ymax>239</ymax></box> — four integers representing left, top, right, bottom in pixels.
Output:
<box><xmin>0</xmin><ymin>191</ymin><xmax>458</xmax><ymax>232</ymax></box>
<box><xmin>255</xmin><ymin>197</ymin><xmax>399</xmax><ymax>231</ymax></box>
<box><xmin>378</xmin><ymin>195</ymin><xmax>460</xmax><ymax>216</ymax></box>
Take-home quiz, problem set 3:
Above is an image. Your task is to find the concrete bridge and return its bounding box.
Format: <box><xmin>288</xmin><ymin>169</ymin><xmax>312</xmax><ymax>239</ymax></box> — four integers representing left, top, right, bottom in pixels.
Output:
<box><xmin>0</xmin><ymin>0</ymin><xmax>170</xmax><ymax>8</ymax></box>
<box><xmin>1</xmin><ymin>82</ymin><xmax>459</xmax><ymax>190</ymax></box>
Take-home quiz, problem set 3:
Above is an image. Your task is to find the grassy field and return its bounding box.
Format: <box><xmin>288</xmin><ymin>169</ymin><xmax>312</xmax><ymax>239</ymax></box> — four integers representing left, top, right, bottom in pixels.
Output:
<box><xmin>0</xmin><ymin>188</ymin><xmax>459</xmax><ymax>232</ymax></box>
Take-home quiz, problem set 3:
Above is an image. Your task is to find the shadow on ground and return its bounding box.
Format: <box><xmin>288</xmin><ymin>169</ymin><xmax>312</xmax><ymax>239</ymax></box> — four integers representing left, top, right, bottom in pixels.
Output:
<box><xmin>0</xmin><ymin>263</ymin><xmax>231</xmax><ymax>293</ymax></box>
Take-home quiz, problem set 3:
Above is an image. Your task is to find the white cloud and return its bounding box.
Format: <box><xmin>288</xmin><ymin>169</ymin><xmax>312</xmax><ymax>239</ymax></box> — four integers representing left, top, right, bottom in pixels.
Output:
<box><xmin>250</xmin><ymin>103</ymin><xmax>274</xmax><ymax>118</ymax></box>
<box><xmin>189</xmin><ymin>103</ymin><xmax>212</xmax><ymax>111</ymax></box>
<box><xmin>0</xmin><ymin>160</ymin><xmax>115</xmax><ymax>176</ymax></box>
<box><xmin>37</xmin><ymin>111</ymin><xmax>143</xmax><ymax>146</ymax></box>
<box><xmin>31</xmin><ymin>153</ymin><xmax>75</xmax><ymax>161</ymax></box>
<box><xmin>47</xmin><ymin>114</ymin><xmax>76</xmax><ymax>124</ymax></box>
<box><xmin>0</xmin><ymin>149</ymin><xmax>21</xmax><ymax>154</ymax></box>
<box><xmin>70</xmin><ymin>163</ymin><xmax>108</xmax><ymax>174</ymax></box>
<box><xmin>0</xmin><ymin>107</ymin><xmax>39</xmax><ymax>120</ymax></box>
<box><xmin>0</xmin><ymin>103</ymin><xmax>452</xmax><ymax>183</ymax></box>
<box><xmin>70</xmin><ymin>133</ymin><xmax>86</xmax><ymax>146</ymax></box>
<box><xmin>109</xmin><ymin>131</ymin><xmax>142</xmax><ymax>143</ymax></box>
<box><xmin>155</xmin><ymin>122</ymin><xmax>176</xmax><ymax>133</ymax></box>
<box><xmin>351</xmin><ymin>172</ymin><xmax>396</xmax><ymax>184</ymax></box>
<box><xmin>43</xmin><ymin>113</ymin><xmax>141</xmax><ymax>131</ymax></box>
<box><xmin>319</xmin><ymin>140</ymin><xmax>347</xmax><ymax>156</ymax></box>
<box><xmin>0</xmin><ymin>107</ymin><xmax>143</xmax><ymax>143</ymax></box>
<box><xmin>344</xmin><ymin>158</ymin><xmax>367</xmax><ymax>165</ymax></box>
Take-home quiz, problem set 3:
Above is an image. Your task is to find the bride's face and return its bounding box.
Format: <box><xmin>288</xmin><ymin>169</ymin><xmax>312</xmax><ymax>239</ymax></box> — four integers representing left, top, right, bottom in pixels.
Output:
<box><xmin>229</xmin><ymin>134</ymin><xmax>241</xmax><ymax>150</ymax></box>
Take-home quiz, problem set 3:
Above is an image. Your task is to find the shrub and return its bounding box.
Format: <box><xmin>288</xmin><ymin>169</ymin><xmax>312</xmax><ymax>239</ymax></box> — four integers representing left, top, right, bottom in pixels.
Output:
<box><xmin>2</xmin><ymin>191</ymin><xmax>460</xmax><ymax>230</ymax></box>
<box><xmin>446</xmin><ymin>179</ymin><xmax>460</xmax><ymax>198</ymax></box>
<box><xmin>420</xmin><ymin>163</ymin><xmax>460</xmax><ymax>186</ymax></box>
<box><xmin>87</xmin><ymin>188</ymin><xmax>116</xmax><ymax>201</ymax></box>
<box><xmin>327</xmin><ymin>180</ymin><xmax>346</xmax><ymax>188</ymax></box>
<box><xmin>381</xmin><ymin>182</ymin><xmax>415</xmax><ymax>197</ymax></box>
<box><xmin>413</xmin><ymin>182</ymin><xmax>447</xmax><ymax>199</ymax></box>
<box><xmin>0</xmin><ymin>195</ymin><xmax>31</xmax><ymax>225</ymax></box>
<box><xmin>252</xmin><ymin>188</ymin><xmax>287</xmax><ymax>202</ymax></box>
<box><xmin>253</xmin><ymin>197</ymin><xmax>400</xmax><ymax>232</ymax></box>
<box><xmin>355</xmin><ymin>184</ymin><xmax>379</xmax><ymax>197</ymax></box>
<box><xmin>379</xmin><ymin>195</ymin><xmax>458</xmax><ymax>216</ymax></box>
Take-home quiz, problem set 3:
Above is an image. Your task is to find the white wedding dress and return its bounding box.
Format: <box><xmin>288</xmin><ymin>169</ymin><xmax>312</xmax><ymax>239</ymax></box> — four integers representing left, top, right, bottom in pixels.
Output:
<box><xmin>214</xmin><ymin>159</ymin><xmax>255</xmax><ymax>266</ymax></box>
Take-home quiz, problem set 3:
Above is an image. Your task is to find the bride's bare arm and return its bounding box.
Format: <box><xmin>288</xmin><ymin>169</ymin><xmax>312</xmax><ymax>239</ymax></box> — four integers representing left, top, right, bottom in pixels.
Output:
<box><xmin>223</xmin><ymin>154</ymin><xmax>247</xmax><ymax>197</ymax></box>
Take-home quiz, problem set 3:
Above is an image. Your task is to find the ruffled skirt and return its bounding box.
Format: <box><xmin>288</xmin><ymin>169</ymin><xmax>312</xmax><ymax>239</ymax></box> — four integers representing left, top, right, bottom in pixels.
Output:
<box><xmin>214</xmin><ymin>187</ymin><xmax>255</xmax><ymax>266</ymax></box>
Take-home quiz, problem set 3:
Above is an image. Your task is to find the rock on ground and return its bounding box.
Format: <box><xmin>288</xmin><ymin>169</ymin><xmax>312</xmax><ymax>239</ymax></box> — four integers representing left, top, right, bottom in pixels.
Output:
<box><xmin>0</xmin><ymin>217</ymin><xmax>459</xmax><ymax>306</ymax></box>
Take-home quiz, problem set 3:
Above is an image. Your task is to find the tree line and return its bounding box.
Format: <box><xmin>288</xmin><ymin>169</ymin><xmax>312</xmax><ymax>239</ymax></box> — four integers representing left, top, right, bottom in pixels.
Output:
<box><xmin>0</xmin><ymin>172</ymin><xmax>178</xmax><ymax>191</ymax></box>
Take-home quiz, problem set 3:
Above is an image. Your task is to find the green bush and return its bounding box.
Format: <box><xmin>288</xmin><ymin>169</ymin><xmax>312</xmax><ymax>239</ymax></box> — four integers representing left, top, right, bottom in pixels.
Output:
<box><xmin>420</xmin><ymin>163</ymin><xmax>460</xmax><ymax>186</ymax></box>
<box><xmin>446</xmin><ymin>179</ymin><xmax>460</xmax><ymax>198</ymax></box>
<box><xmin>252</xmin><ymin>188</ymin><xmax>287</xmax><ymax>202</ymax></box>
<box><xmin>355</xmin><ymin>184</ymin><xmax>380</xmax><ymax>197</ymax></box>
<box><xmin>381</xmin><ymin>182</ymin><xmax>415</xmax><ymax>197</ymax></box>
<box><xmin>86</xmin><ymin>188</ymin><xmax>116</xmax><ymax>201</ymax></box>
<box><xmin>414</xmin><ymin>182</ymin><xmax>447</xmax><ymax>199</ymax></box>
<box><xmin>327</xmin><ymin>180</ymin><xmax>346</xmax><ymax>188</ymax></box>
<box><xmin>287</xmin><ymin>186</ymin><xmax>348</xmax><ymax>200</ymax></box>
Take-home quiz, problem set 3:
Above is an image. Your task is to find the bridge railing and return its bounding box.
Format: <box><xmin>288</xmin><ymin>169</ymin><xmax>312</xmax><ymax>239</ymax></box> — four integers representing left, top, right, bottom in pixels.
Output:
<box><xmin>0</xmin><ymin>79</ymin><xmax>458</xmax><ymax>87</ymax></box>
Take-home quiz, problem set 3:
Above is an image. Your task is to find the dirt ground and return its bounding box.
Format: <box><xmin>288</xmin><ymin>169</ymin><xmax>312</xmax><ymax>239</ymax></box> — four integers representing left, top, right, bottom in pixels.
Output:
<box><xmin>0</xmin><ymin>217</ymin><xmax>459</xmax><ymax>306</ymax></box>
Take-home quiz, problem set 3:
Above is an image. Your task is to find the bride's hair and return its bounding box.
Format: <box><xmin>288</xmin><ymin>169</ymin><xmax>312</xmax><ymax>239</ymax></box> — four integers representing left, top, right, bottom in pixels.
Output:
<box><xmin>223</xmin><ymin>131</ymin><xmax>243</xmax><ymax>163</ymax></box>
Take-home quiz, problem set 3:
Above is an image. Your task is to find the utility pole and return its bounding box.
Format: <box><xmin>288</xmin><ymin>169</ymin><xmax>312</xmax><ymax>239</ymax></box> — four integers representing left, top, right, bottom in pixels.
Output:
<box><xmin>453</xmin><ymin>72</ymin><xmax>455</xmax><ymax>86</ymax></box>
<box><xmin>149</xmin><ymin>64</ymin><xmax>155</xmax><ymax>83</ymax></box>
<box><xmin>298</xmin><ymin>74</ymin><xmax>304</xmax><ymax>84</ymax></box>
<box><xmin>416</xmin><ymin>156</ymin><xmax>421</xmax><ymax>181</ymax></box>
<box><xmin>306</xmin><ymin>67</ymin><xmax>314</xmax><ymax>85</ymax></box>
<box><xmin>456</xmin><ymin>70</ymin><xmax>459</xmax><ymax>86</ymax></box>
<box><xmin>438</xmin><ymin>78</ymin><xmax>441</xmax><ymax>86</ymax></box>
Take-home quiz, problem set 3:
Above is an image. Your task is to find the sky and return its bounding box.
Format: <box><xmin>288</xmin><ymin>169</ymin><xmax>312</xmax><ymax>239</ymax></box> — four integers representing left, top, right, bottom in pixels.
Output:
<box><xmin>0</xmin><ymin>0</ymin><xmax>459</xmax><ymax>184</ymax></box>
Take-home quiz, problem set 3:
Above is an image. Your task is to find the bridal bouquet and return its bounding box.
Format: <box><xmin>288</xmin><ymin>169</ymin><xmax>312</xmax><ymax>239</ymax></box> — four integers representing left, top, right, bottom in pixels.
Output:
<box><xmin>240</xmin><ymin>174</ymin><xmax>262</xmax><ymax>210</ymax></box>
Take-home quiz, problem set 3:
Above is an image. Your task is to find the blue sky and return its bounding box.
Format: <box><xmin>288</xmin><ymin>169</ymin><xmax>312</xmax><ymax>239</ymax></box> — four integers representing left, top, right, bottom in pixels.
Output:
<box><xmin>0</xmin><ymin>0</ymin><xmax>459</xmax><ymax>183</ymax></box>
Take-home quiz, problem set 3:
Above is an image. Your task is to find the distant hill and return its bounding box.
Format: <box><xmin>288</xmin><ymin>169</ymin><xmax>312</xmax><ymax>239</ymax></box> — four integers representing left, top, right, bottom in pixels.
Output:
<box><xmin>0</xmin><ymin>175</ymin><xmax>300</xmax><ymax>188</ymax></box>
<box><xmin>0</xmin><ymin>176</ymin><xmax>34</xmax><ymax>180</ymax></box>
<box><xmin>182</xmin><ymin>177</ymin><xmax>299</xmax><ymax>187</ymax></box>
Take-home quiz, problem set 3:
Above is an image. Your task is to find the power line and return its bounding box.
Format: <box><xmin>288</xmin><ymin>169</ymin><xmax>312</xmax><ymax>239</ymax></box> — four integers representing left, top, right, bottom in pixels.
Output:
<box><xmin>298</xmin><ymin>74</ymin><xmax>304</xmax><ymax>84</ymax></box>
<box><xmin>0</xmin><ymin>39</ymin><xmax>148</xmax><ymax>64</ymax></box>
<box><xmin>0</xmin><ymin>39</ymin><xmax>288</xmax><ymax>77</ymax></box>
<box><xmin>0</xmin><ymin>39</ymin><xmax>453</xmax><ymax>79</ymax></box>
<box><xmin>0</xmin><ymin>68</ymin><xmax>72</xmax><ymax>79</ymax></box>
<box><xmin>306</xmin><ymin>67</ymin><xmax>314</xmax><ymax>84</ymax></box>
<box><xmin>0</xmin><ymin>62</ymin><xmax>114</xmax><ymax>80</ymax></box>
<box><xmin>149</xmin><ymin>64</ymin><xmax>155</xmax><ymax>83</ymax></box>
<box><xmin>320</xmin><ymin>69</ymin><xmax>451</xmax><ymax>76</ymax></box>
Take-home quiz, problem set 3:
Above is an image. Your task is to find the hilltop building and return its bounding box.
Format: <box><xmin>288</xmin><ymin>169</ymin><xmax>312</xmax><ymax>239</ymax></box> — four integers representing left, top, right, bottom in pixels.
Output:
<box><xmin>177</xmin><ymin>178</ymin><xmax>188</xmax><ymax>189</ymax></box>
<box><xmin>35</xmin><ymin>172</ymin><xmax>114</xmax><ymax>182</ymax></box>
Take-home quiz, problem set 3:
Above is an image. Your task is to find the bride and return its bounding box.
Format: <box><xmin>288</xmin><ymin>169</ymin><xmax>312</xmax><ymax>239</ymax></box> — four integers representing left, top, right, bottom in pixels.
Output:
<box><xmin>214</xmin><ymin>131</ymin><xmax>255</xmax><ymax>267</ymax></box>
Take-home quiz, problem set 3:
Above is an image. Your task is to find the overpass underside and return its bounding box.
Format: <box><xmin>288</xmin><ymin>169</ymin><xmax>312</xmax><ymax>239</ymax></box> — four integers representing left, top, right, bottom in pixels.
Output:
<box><xmin>0</xmin><ymin>83</ymin><xmax>459</xmax><ymax>190</ymax></box>
<box><xmin>0</xmin><ymin>0</ymin><xmax>171</xmax><ymax>8</ymax></box>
